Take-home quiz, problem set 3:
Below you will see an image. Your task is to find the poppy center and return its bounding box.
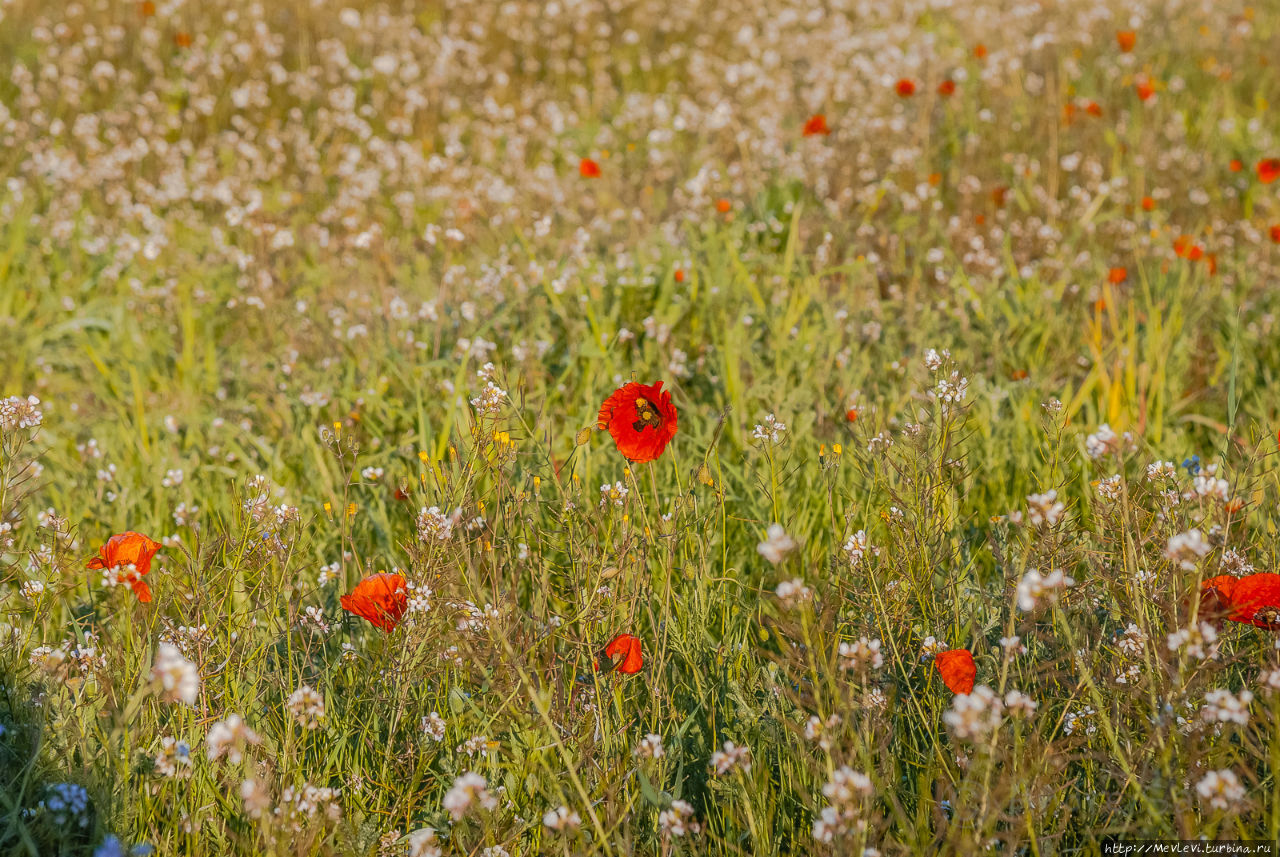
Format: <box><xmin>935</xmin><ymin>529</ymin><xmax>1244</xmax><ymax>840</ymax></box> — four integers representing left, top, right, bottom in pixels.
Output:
<box><xmin>1256</xmin><ymin>607</ymin><xmax>1280</xmax><ymax>628</ymax></box>
<box><xmin>631</xmin><ymin>398</ymin><xmax>662</xmax><ymax>433</ymax></box>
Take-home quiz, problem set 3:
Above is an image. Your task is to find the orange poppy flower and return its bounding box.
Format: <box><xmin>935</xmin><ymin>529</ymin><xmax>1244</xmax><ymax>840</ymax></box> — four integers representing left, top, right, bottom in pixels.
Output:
<box><xmin>597</xmin><ymin>381</ymin><xmax>678</xmax><ymax>463</ymax></box>
<box><xmin>716</xmin><ymin>198</ymin><xmax>732</xmax><ymax>213</ymax></box>
<box><xmin>1230</xmin><ymin>159</ymin><xmax>1244</xmax><ymax>172</ymax></box>
<box><xmin>87</xmin><ymin>531</ymin><xmax>161</xmax><ymax>603</ymax></box>
<box><xmin>973</xmin><ymin>44</ymin><xmax>988</xmax><ymax>60</ymax></box>
<box><xmin>1115</xmin><ymin>30</ymin><xmax>1136</xmax><ymax>52</ymax></box>
<box><xmin>802</xmin><ymin>114</ymin><xmax>831</xmax><ymax>136</ymax></box>
<box><xmin>1108</xmin><ymin>267</ymin><xmax>1128</xmax><ymax>284</ymax></box>
<box><xmin>1135</xmin><ymin>79</ymin><xmax>1156</xmax><ymax>101</ymax></box>
<box><xmin>1173</xmin><ymin>235</ymin><xmax>1202</xmax><ymax>260</ymax></box>
<box><xmin>1085</xmin><ymin>101</ymin><xmax>1103</xmax><ymax>117</ymax></box>
<box><xmin>174</xmin><ymin>31</ymin><xmax>192</xmax><ymax>48</ymax></box>
<box><xmin>674</xmin><ymin>268</ymin><xmax>686</xmax><ymax>283</ymax></box>
<box><xmin>895</xmin><ymin>79</ymin><xmax>916</xmax><ymax>97</ymax></box>
<box><xmin>597</xmin><ymin>633</ymin><xmax>643</xmax><ymax>674</ymax></box>
<box><xmin>937</xmin><ymin>79</ymin><xmax>956</xmax><ymax>96</ymax></box>
<box><xmin>935</xmin><ymin>649</ymin><xmax>975</xmax><ymax>694</ymax></box>
<box><xmin>340</xmin><ymin>572</ymin><xmax>408</xmax><ymax>632</ymax></box>
<box><xmin>1270</xmin><ymin>225</ymin><xmax>1280</xmax><ymax>243</ymax></box>
<box><xmin>579</xmin><ymin>158</ymin><xmax>601</xmax><ymax>178</ymax></box>
<box><xmin>138</xmin><ymin>0</ymin><xmax>156</xmax><ymax>16</ymax></box>
<box><xmin>1258</xmin><ymin>158</ymin><xmax>1280</xmax><ymax>184</ymax></box>
<box><xmin>1141</xmin><ymin>196</ymin><xmax>1155</xmax><ymax>211</ymax></box>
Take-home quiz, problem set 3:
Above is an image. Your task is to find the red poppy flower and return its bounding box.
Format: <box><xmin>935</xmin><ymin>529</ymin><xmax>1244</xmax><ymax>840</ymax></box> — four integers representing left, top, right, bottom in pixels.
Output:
<box><xmin>895</xmin><ymin>79</ymin><xmax>917</xmax><ymax>97</ymax></box>
<box><xmin>87</xmin><ymin>531</ymin><xmax>161</xmax><ymax>603</ymax></box>
<box><xmin>1230</xmin><ymin>159</ymin><xmax>1244</xmax><ymax>172</ymax></box>
<box><xmin>716</xmin><ymin>198</ymin><xmax>732</xmax><ymax>213</ymax></box>
<box><xmin>674</xmin><ymin>268</ymin><xmax>686</xmax><ymax>283</ymax></box>
<box><xmin>1270</xmin><ymin>225</ymin><xmax>1280</xmax><ymax>243</ymax></box>
<box><xmin>340</xmin><ymin>572</ymin><xmax>408</xmax><ymax>632</ymax></box>
<box><xmin>1108</xmin><ymin>267</ymin><xmax>1128</xmax><ymax>284</ymax></box>
<box><xmin>1258</xmin><ymin>158</ymin><xmax>1280</xmax><ymax>184</ymax></box>
<box><xmin>1115</xmin><ymin>30</ymin><xmax>1136</xmax><ymax>52</ymax></box>
<box><xmin>1141</xmin><ymin>196</ymin><xmax>1155</xmax><ymax>211</ymax></box>
<box><xmin>802</xmin><ymin>114</ymin><xmax>831</xmax><ymax>136</ymax></box>
<box><xmin>597</xmin><ymin>381</ymin><xmax>678</xmax><ymax>462</ymax></box>
<box><xmin>579</xmin><ymin>158</ymin><xmax>601</xmax><ymax>178</ymax></box>
<box><xmin>935</xmin><ymin>649</ymin><xmax>975</xmax><ymax>694</ymax></box>
<box><xmin>597</xmin><ymin>633</ymin><xmax>643</xmax><ymax>674</ymax></box>
<box><xmin>973</xmin><ymin>44</ymin><xmax>988</xmax><ymax>60</ymax></box>
<box><xmin>1224</xmin><ymin>573</ymin><xmax>1280</xmax><ymax>628</ymax></box>
<box><xmin>1135</xmin><ymin>79</ymin><xmax>1156</xmax><ymax>101</ymax></box>
<box><xmin>937</xmin><ymin>79</ymin><xmax>956</xmax><ymax>96</ymax></box>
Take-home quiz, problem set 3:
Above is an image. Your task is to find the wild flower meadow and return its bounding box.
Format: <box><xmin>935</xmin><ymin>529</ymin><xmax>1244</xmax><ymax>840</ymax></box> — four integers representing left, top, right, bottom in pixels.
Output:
<box><xmin>2</xmin><ymin>0</ymin><xmax>1280</xmax><ymax>854</ymax></box>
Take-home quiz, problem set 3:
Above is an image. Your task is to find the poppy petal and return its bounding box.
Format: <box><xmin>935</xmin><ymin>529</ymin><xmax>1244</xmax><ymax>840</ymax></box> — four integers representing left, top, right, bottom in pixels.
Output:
<box><xmin>935</xmin><ymin>649</ymin><xmax>976</xmax><ymax>695</ymax></box>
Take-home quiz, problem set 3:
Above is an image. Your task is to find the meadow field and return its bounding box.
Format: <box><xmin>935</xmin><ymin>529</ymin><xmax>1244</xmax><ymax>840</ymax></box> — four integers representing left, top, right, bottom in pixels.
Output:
<box><xmin>3</xmin><ymin>0</ymin><xmax>1280</xmax><ymax>853</ymax></box>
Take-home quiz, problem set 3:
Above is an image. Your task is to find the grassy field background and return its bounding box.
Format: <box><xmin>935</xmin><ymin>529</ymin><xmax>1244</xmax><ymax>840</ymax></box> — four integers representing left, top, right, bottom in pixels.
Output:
<box><xmin>2</xmin><ymin>0</ymin><xmax>1280</xmax><ymax>853</ymax></box>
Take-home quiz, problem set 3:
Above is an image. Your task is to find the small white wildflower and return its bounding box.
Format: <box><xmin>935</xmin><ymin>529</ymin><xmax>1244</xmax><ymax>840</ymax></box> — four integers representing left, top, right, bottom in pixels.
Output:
<box><xmin>1196</xmin><ymin>769</ymin><xmax>1246</xmax><ymax>812</ymax></box>
<box><xmin>206</xmin><ymin>714</ymin><xmax>261</xmax><ymax>764</ymax></box>
<box><xmin>775</xmin><ymin>578</ymin><xmax>813</xmax><ymax>608</ymax></box>
<box><xmin>542</xmin><ymin>806</ymin><xmax>581</xmax><ymax>833</ymax></box>
<box><xmin>635</xmin><ymin>733</ymin><xmax>665</xmax><ymax>759</ymax></box>
<box><xmin>943</xmin><ymin>685</ymin><xmax>1004</xmax><ymax>740</ymax></box>
<box><xmin>757</xmin><ymin>523</ymin><xmax>797</xmax><ymax>564</ymax></box>
<box><xmin>286</xmin><ymin>685</ymin><xmax>326</xmax><ymax>729</ymax></box>
<box><xmin>658</xmin><ymin>800</ymin><xmax>700</xmax><ymax>839</ymax></box>
<box><xmin>421</xmin><ymin>711</ymin><xmax>447</xmax><ymax>742</ymax></box>
<box><xmin>710</xmin><ymin>741</ymin><xmax>752</xmax><ymax>775</ymax></box>
<box><xmin>838</xmin><ymin>637</ymin><xmax>884</xmax><ymax>673</ymax></box>
<box><xmin>443</xmin><ymin>772</ymin><xmax>497</xmax><ymax>821</ymax></box>
<box><xmin>1026</xmin><ymin>490</ymin><xmax>1065</xmax><ymax>527</ymax></box>
<box><xmin>151</xmin><ymin>643</ymin><xmax>200</xmax><ymax>706</ymax></box>
<box><xmin>1015</xmin><ymin>569</ymin><xmax>1073</xmax><ymax>612</ymax></box>
<box><xmin>1165</xmin><ymin>529</ymin><xmax>1211</xmax><ymax>570</ymax></box>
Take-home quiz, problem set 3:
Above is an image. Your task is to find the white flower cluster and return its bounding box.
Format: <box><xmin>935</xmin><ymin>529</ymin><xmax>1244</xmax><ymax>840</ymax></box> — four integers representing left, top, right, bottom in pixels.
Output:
<box><xmin>286</xmin><ymin>685</ymin><xmax>326</xmax><ymax>729</ymax></box>
<box><xmin>775</xmin><ymin>578</ymin><xmax>813</xmax><ymax>609</ymax></box>
<box><xmin>0</xmin><ymin>395</ymin><xmax>43</xmax><ymax>432</ymax></box>
<box><xmin>443</xmin><ymin>771</ymin><xmax>497</xmax><ymax>820</ymax></box>
<box><xmin>757</xmin><ymin>523</ymin><xmax>797</xmax><ymax>564</ymax></box>
<box><xmin>710</xmin><ymin>741</ymin><xmax>752</xmax><ymax>775</ymax></box>
<box><xmin>417</xmin><ymin>506</ymin><xmax>458</xmax><ymax>541</ymax></box>
<box><xmin>658</xmin><ymin>800</ymin><xmax>701</xmax><ymax>839</ymax></box>
<box><xmin>838</xmin><ymin>637</ymin><xmax>884</xmax><ymax>673</ymax></box>
<box><xmin>1015</xmin><ymin>569</ymin><xmax>1073</xmax><ymax>612</ymax></box>
<box><xmin>812</xmin><ymin>767</ymin><xmax>874</xmax><ymax>843</ymax></box>
<box><xmin>1196</xmin><ymin>769</ymin><xmax>1246</xmax><ymax>812</ymax></box>
<box><xmin>1202</xmin><ymin>688</ymin><xmax>1252</xmax><ymax>726</ymax></box>
<box><xmin>1165</xmin><ymin>529</ymin><xmax>1211</xmax><ymax>570</ymax></box>
<box><xmin>752</xmin><ymin>414</ymin><xmax>787</xmax><ymax>444</ymax></box>
<box><xmin>843</xmin><ymin>530</ymin><xmax>878</xmax><ymax>567</ymax></box>
<box><xmin>206</xmin><ymin>714</ymin><xmax>261</xmax><ymax>764</ymax></box>
<box><xmin>152</xmin><ymin>643</ymin><xmax>200</xmax><ymax>706</ymax></box>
